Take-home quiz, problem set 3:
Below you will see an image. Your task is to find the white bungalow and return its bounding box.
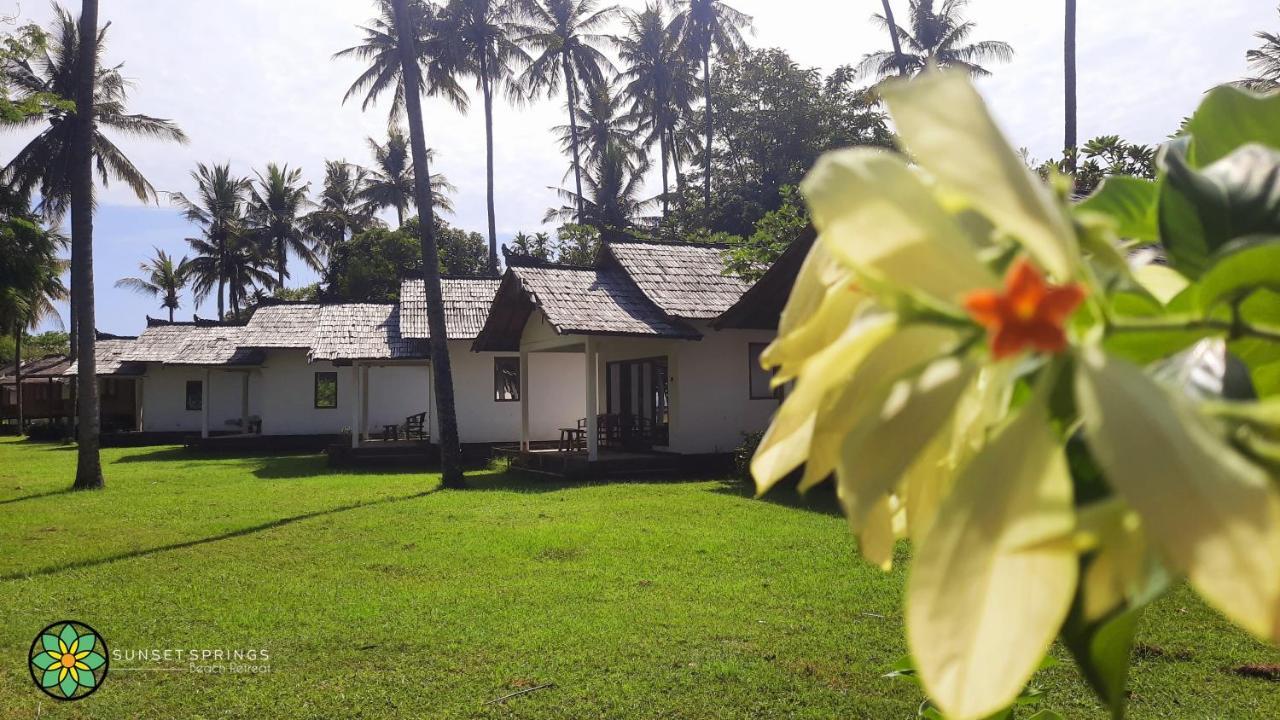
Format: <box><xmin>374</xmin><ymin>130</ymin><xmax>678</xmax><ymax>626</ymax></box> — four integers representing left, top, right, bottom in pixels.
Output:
<box><xmin>473</xmin><ymin>237</ymin><xmax>799</xmax><ymax>469</ymax></box>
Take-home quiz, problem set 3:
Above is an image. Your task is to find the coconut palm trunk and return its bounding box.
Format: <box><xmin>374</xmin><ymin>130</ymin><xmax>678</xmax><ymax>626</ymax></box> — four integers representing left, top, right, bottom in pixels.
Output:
<box><xmin>1064</xmin><ymin>0</ymin><xmax>1077</xmax><ymax>171</ymax></box>
<box><xmin>13</xmin><ymin>326</ymin><xmax>22</xmax><ymax>434</ymax></box>
<box><xmin>659</xmin><ymin>131</ymin><xmax>670</xmax><ymax>219</ymax></box>
<box><xmin>389</xmin><ymin>0</ymin><xmax>464</xmax><ymax>488</ymax></box>
<box><xmin>217</xmin><ymin>235</ymin><xmax>227</xmax><ymax>321</ymax></box>
<box><xmin>481</xmin><ymin>52</ymin><xmax>499</xmax><ymax>274</ymax></box>
<box><xmin>880</xmin><ymin>0</ymin><xmax>908</xmax><ymax>77</ymax></box>
<box><xmin>700</xmin><ymin>50</ymin><xmax>712</xmax><ymax>210</ymax></box>
<box><xmin>71</xmin><ymin>0</ymin><xmax>102</xmax><ymax>490</ymax></box>
<box><xmin>563</xmin><ymin>58</ymin><xmax>586</xmax><ymax>221</ymax></box>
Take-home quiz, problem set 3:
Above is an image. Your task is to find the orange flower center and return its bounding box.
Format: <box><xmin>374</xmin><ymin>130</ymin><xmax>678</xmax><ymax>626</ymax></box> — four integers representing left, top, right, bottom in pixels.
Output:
<box><xmin>962</xmin><ymin>258</ymin><xmax>1085</xmax><ymax>361</ymax></box>
<box><xmin>60</xmin><ymin>653</ymin><xmax>76</xmax><ymax>668</ymax></box>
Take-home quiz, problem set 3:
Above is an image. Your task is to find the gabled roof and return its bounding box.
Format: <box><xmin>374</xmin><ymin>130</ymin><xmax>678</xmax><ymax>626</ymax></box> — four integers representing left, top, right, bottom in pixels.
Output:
<box><xmin>605</xmin><ymin>239</ymin><xmax>753</xmax><ymax>319</ymax></box>
<box><xmin>713</xmin><ymin>226</ymin><xmax>817</xmax><ymax>331</ymax></box>
<box><xmin>121</xmin><ymin>323</ymin><xmax>261</xmax><ymax>367</ymax></box>
<box><xmin>472</xmin><ymin>263</ymin><xmax>700</xmax><ymax>352</ymax></box>
<box><xmin>238</xmin><ymin>304</ymin><xmax>324</xmax><ymax>348</ymax></box>
<box><xmin>64</xmin><ymin>338</ymin><xmax>146</xmax><ymax>377</ymax></box>
<box><xmin>310</xmin><ymin>304</ymin><xmax>427</xmax><ymax>362</ymax></box>
<box><xmin>400</xmin><ymin>277</ymin><xmax>501</xmax><ymax>340</ymax></box>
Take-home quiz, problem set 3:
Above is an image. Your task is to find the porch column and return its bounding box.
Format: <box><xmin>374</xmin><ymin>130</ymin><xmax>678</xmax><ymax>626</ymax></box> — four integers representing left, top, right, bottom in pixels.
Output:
<box><xmin>519</xmin><ymin>348</ymin><xmax>530</xmax><ymax>451</ymax></box>
<box><xmin>351</xmin><ymin>364</ymin><xmax>361</xmax><ymax>449</ymax></box>
<box><xmin>360</xmin><ymin>365</ymin><xmax>370</xmax><ymax>443</ymax></box>
<box><xmin>201</xmin><ymin>368</ymin><xmax>211</xmax><ymax>439</ymax></box>
<box><xmin>585</xmin><ymin>337</ymin><xmax>598</xmax><ymax>461</ymax></box>
<box><xmin>239</xmin><ymin>372</ymin><xmax>250</xmax><ymax>434</ymax></box>
<box><xmin>135</xmin><ymin>378</ymin><xmax>144</xmax><ymax>431</ymax></box>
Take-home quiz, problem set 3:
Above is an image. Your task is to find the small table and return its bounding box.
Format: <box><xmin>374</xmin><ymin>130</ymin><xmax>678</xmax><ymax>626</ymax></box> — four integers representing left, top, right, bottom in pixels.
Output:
<box><xmin>382</xmin><ymin>424</ymin><xmax>401</xmax><ymax>442</ymax></box>
<box><xmin>558</xmin><ymin>428</ymin><xmax>585</xmax><ymax>452</ymax></box>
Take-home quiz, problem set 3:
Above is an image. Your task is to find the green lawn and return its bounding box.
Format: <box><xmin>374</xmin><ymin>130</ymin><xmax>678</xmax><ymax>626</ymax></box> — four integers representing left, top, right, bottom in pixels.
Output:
<box><xmin>0</xmin><ymin>437</ymin><xmax>1277</xmax><ymax>718</ymax></box>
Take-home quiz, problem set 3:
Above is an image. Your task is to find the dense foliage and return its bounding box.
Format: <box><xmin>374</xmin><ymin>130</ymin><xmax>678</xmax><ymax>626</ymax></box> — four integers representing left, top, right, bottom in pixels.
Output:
<box><xmin>322</xmin><ymin>216</ymin><xmax>489</xmax><ymax>302</ymax></box>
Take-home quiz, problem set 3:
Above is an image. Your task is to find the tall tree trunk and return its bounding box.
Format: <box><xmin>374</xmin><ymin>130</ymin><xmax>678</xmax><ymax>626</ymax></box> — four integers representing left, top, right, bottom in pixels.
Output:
<box><xmin>701</xmin><ymin>50</ymin><xmax>712</xmax><ymax>211</ymax></box>
<box><xmin>277</xmin><ymin>245</ymin><xmax>286</xmax><ymax>290</ymax></box>
<box><xmin>659</xmin><ymin>130</ymin><xmax>670</xmax><ymax>221</ymax></box>
<box><xmin>169</xmin><ymin>305</ymin><xmax>174</xmax><ymax>323</ymax></box>
<box><xmin>68</xmin><ymin>281</ymin><xmax>77</xmax><ymax>358</ymax></box>
<box><xmin>880</xmin><ymin>0</ymin><xmax>909</xmax><ymax>77</ymax></box>
<box><xmin>217</xmin><ymin>234</ymin><xmax>226</xmax><ymax>322</ymax></box>
<box><xmin>1064</xmin><ymin>0</ymin><xmax>1078</xmax><ymax>172</ymax></box>
<box><xmin>71</xmin><ymin>0</ymin><xmax>102</xmax><ymax>490</ymax></box>
<box><xmin>390</xmin><ymin>0</ymin><xmax>464</xmax><ymax>489</ymax></box>
<box><xmin>481</xmin><ymin>56</ymin><xmax>499</xmax><ymax>275</ymax></box>
<box><xmin>13</xmin><ymin>327</ymin><xmax>22</xmax><ymax>435</ymax></box>
<box><xmin>669</xmin><ymin>125</ymin><xmax>687</xmax><ymax>214</ymax></box>
<box><xmin>563</xmin><ymin>58</ymin><xmax>585</xmax><ymax>221</ymax></box>
<box><xmin>396</xmin><ymin>204</ymin><xmax>405</xmax><ymax>227</ymax></box>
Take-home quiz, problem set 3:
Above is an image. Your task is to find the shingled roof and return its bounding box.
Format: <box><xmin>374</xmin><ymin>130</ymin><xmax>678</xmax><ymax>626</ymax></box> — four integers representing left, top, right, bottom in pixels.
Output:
<box><xmin>0</xmin><ymin>355</ymin><xmax>71</xmax><ymax>383</ymax></box>
<box><xmin>310</xmin><ymin>304</ymin><xmax>427</xmax><ymax>362</ymax></box>
<box><xmin>121</xmin><ymin>324</ymin><xmax>261</xmax><ymax>366</ymax></box>
<box><xmin>472</xmin><ymin>263</ymin><xmax>700</xmax><ymax>351</ymax></box>
<box><xmin>64</xmin><ymin>338</ymin><xmax>146</xmax><ymax>376</ymax></box>
<box><xmin>400</xmin><ymin>277</ymin><xmax>501</xmax><ymax>340</ymax></box>
<box><xmin>605</xmin><ymin>240</ymin><xmax>753</xmax><ymax>319</ymax></box>
<box><xmin>239</xmin><ymin>304</ymin><xmax>324</xmax><ymax>348</ymax></box>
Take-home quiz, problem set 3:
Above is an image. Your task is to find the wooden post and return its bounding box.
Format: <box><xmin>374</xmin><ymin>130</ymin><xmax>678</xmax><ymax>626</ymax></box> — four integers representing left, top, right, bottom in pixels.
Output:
<box><xmin>351</xmin><ymin>364</ymin><xmax>361</xmax><ymax>449</ymax></box>
<box><xmin>360</xmin><ymin>365</ymin><xmax>370</xmax><ymax>443</ymax></box>
<box><xmin>239</xmin><ymin>372</ymin><xmax>250</xmax><ymax>435</ymax></box>
<box><xmin>135</xmin><ymin>378</ymin><xmax>144</xmax><ymax>431</ymax></box>
<box><xmin>201</xmin><ymin>368</ymin><xmax>211</xmax><ymax>439</ymax></box>
<box><xmin>585</xmin><ymin>337</ymin><xmax>598</xmax><ymax>462</ymax></box>
<box><xmin>519</xmin><ymin>349</ymin><xmax>529</xmax><ymax>452</ymax></box>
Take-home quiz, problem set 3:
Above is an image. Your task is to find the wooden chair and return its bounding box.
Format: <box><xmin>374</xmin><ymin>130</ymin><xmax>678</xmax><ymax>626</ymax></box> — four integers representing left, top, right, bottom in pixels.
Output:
<box><xmin>405</xmin><ymin>412</ymin><xmax>428</xmax><ymax>440</ymax></box>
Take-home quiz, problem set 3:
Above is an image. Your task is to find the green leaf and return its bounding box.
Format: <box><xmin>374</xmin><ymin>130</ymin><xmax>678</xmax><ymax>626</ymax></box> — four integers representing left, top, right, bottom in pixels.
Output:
<box><xmin>1062</xmin><ymin>595</ymin><xmax>1141</xmax><ymax>719</ymax></box>
<box><xmin>1197</xmin><ymin>238</ymin><xmax>1280</xmax><ymax>312</ymax></box>
<box><xmin>1159</xmin><ymin>142</ymin><xmax>1280</xmax><ymax>278</ymax></box>
<box><xmin>1076</xmin><ymin>176</ymin><xmax>1158</xmax><ymax>241</ymax></box>
<box><xmin>1182</xmin><ymin>86</ymin><xmax>1280</xmax><ymax>168</ymax></box>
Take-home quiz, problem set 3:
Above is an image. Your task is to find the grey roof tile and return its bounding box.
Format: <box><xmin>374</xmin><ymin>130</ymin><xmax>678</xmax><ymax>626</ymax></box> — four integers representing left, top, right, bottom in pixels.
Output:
<box><xmin>607</xmin><ymin>241</ymin><xmax>753</xmax><ymax>319</ymax></box>
<box><xmin>400</xmin><ymin>277</ymin><xmax>500</xmax><ymax>339</ymax></box>
<box><xmin>511</xmin><ymin>265</ymin><xmax>699</xmax><ymax>338</ymax></box>
<box><xmin>64</xmin><ymin>339</ymin><xmax>145</xmax><ymax>376</ymax></box>
<box><xmin>310</xmin><ymin>304</ymin><xmax>428</xmax><ymax>362</ymax></box>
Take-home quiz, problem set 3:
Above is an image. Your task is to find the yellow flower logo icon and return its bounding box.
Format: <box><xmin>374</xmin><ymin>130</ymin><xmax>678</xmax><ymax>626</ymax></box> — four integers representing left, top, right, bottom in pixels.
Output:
<box><xmin>29</xmin><ymin>621</ymin><xmax>108</xmax><ymax>701</ymax></box>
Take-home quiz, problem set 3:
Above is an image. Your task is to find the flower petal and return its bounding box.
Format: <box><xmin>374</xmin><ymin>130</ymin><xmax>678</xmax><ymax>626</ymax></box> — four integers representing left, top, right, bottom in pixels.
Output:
<box><xmin>1076</xmin><ymin>347</ymin><xmax>1280</xmax><ymax>640</ymax></box>
<box><xmin>74</xmin><ymin>634</ymin><xmax>95</xmax><ymax>655</ymax></box>
<box><xmin>30</xmin><ymin>651</ymin><xmax>59</xmax><ymax>671</ymax></box>
<box><xmin>859</xmin><ymin>494</ymin><xmax>899</xmax><ymax>571</ymax></box>
<box><xmin>881</xmin><ymin>72</ymin><xmax>1078</xmax><ymax>281</ymax></box>
<box><xmin>59</xmin><ymin>671</ymin><xmax>78</xmax><ymax>698</ymax></box>
<box><xmin>58</xmin><ymin>623</ymin><xmax>78</xmax><ymax>649</ymax></box>
<box><xmin>802</xmin><ymin>147</ymin><xmax>997</xmax><ymax>306</ymax></box>
<box><xmin>80</xmin><ymin>651</ymin><xmax>106</xmax><ymax>670</ymax></box>
<box><xmin>907</xmin><ymin>397</ymin><xmax>1077</xmax><ymax>720</ymax></box>
<box><xmin>41</xmin><ymin>669</ymin><xmax>59</xmax><ymax>688</ymax></box>
<box><xmin>41</xmin><ymin>634</ymin><xmax>60</xmax><ymax>654</ymax></box>
<box><xmin>752</xmin><ymin>314</ymin><xmax>896</xmax><ymax>492</ymax></box>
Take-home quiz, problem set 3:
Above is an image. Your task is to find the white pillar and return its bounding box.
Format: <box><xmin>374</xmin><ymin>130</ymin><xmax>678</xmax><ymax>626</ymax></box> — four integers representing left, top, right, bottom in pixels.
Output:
<box><xmin>351</xmin><ymin>364</ymin><xmax>361</xmax><ymax>449</ymax></box>
<box><xmin>135</xmin><ymin>378</ymin><xmax>144</xmax><ymax>431</ymax></box>
<box><xmin>519</xmin><ymin>349</ymin><xmax>530</xmax><ymax>451</ymax></box>
<box><xmin>240</xmin><ymin>372</ymin><xmax>250</xmax><ymax>434</ymax></box>
<box><xmin>201</xmin><ymin>368</ymin><xmax>211</xmax><ymax>439</ymax></box>
<box><xmin>585</xmin><ymin>337</ymin><xmax>598</xmax><ymax>461</ymax></box>
<box><xmin>360</xmin><ymin>365</ymin><xmax>370</xmax><ymax>443</ymax></box>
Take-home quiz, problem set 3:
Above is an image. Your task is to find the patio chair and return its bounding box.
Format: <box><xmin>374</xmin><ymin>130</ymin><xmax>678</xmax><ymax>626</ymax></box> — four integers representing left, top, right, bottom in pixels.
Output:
<box><xmin>405</xmin><ymin>412</ymin><xmax>428</xmax><ymax>441</ymax></box>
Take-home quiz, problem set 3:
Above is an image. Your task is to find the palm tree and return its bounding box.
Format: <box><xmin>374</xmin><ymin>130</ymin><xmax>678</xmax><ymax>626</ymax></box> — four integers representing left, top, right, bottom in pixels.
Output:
<box><xmin>553</xmin><ymin>84</ymin><xmax>638</xmax><ymax>173</ymax></box>
<box><xmin>512</xmin><ymin>0</ymin><xmax>619</xmax><ymax>220</ymax></box>
<box><xmin>546</xmin><ymin>143</ymin><xmax>652</xmax><ymax>240</ymax></box>
<box><xmin>879</xmin><ymin>0</ymin><xmax>909</xmax><ymax>77</ymax></box>
<box><xmin>335</xmin><ymin>0</ymin><xmax>470</xmax><ymax>121</ymax></box>
<box><xmin>859</xmin><ymin>0</ymin><xmax>1013</xmax><ymax>80</ymax></box>
<box><xmin>1064</xmin><ymin>0</ymin><xmax>1077</xmax><ymax>171</ymax></box>
<box><xmin>357</xmin><ymin>0</ymin><xmax>466</xmax><ymax>488</ymax></box>
<box><xmin>1</xmin><ymin>4</ymin><xmax>188</xmax><ymax>221</ymax></box>
<box><xmin>359</xmin><ymin>126</ymin><xmax>455</xmax><ymax>226</ymax></box>
<box><xmin>188</xmin><ymin>232</ymin><xmax>274</xmax><ymax>319</ymax></box>
<box><xmin>171</xmin><ymin>163</ymin><xmax>253</xmax><ymax>321</ymax></box>
<box><xmin>669</xmin><ymin>0</ymin><xmax>752</xmax><ymax>210</ymax></box>
<box><xmin>1239</xmin><ymin>7</ymin><xmax>1280</xmax><ymax>92</ymax></box>
<box><xmin>615</xmin><ymin>4</ymin><xmax>697</xmax><ymax>220</ymax></box>
<box><xmin>248</xmin><ymin>163</ymin><xmax>319</xmax><ymax>288</ymax></box>
<box><xmin>446</xmin><ymin>0</ymin><xmax>527</xmax><ymax>274</ymax></box>
<box><xmin>69</xmin><ymin>0</ymin><xmax>101</xmax><ymax>490</ymax></box>
<box><xmin>305</xmin><ymin>160</ymin><xmax>378</xmax><ymax>254</ymax></box>
<box><xmin>114</xmin><ymin>248</ymin><xmax>191</xmax><ymax>322</ymax></box>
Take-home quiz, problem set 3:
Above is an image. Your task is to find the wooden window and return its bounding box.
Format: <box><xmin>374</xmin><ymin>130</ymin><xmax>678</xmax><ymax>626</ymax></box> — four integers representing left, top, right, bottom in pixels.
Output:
<box><xmin>494</xmin><ymin>357</ymin><xmax>519</xmax><ymax>402</ymax></box>
<box><xmin>748</xmin><ymin>343</ymin><xmax>777</xmax><ymax>400</ymax></box>
<box><xmin>314</xmin><ymin>372</ymin><xmax>338</xmax><ymax>409</ymax></box>
<box><xmin>185</xmin><ymin>380</ymin><xmax>203</xmax><ymax>411</ymax></box>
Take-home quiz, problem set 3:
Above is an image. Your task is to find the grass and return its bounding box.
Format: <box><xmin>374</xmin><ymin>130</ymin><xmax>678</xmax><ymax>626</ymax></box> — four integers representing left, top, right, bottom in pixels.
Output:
<box><xmin>0</xmin><ymin>438</ymin><xmax>1278</xmax><ymax>718</ymax></box>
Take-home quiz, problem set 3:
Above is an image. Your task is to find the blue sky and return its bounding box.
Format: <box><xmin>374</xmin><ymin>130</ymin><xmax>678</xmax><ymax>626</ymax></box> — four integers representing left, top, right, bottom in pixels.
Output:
<box><xmin>1</xmin><ymin>0</ymin><xmax>1273</xmax><ymax>336</ymax></box>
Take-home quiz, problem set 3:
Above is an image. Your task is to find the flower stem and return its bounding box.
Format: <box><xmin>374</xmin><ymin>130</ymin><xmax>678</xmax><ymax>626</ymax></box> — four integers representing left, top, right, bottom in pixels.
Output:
<box><xmin>1109</xmin><ymin>318</ymin><xmax>1280</xmax><ymax>343</ymax></box>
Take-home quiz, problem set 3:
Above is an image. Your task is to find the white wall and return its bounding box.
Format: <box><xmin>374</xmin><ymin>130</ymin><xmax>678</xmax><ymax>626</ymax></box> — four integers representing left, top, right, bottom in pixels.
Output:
<box><xmin>255</xmin><ymin>350</ymin><xmax>351</xmax><ymax>436</ymax></box>
<box><xmin>426</xmin><ymin>340</ymin><xmax>585</xmax><ymax>444</ymax></box>
<box><xmin>140</xmin><ymin>365</ymin><xmax>257</xmax><ymax>433</ymax></box>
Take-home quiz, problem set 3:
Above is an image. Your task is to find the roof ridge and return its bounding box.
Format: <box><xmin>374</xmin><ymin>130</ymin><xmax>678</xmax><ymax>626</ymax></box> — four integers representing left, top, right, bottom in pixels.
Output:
<box><xmin>607</xmin><ymin>237</ymin><xmax>737</xmax><ymax>250</ymax></box>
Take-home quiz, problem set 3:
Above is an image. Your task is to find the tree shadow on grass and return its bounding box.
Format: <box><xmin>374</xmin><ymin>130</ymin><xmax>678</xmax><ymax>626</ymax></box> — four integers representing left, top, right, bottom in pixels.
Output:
<box><xmin>0</xmin><ymin>487</ymin><xmax>442</xmax><ymax>582</ymax></box>
<box><xmin>0</xmin><ymin>487</ymin><xmax>76</xmax><ymax>507</ymax></box>
<box><xmin>708</xmin><ymin>476</ymin><xmax>844</xmax><ymax>518</ymax></box>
